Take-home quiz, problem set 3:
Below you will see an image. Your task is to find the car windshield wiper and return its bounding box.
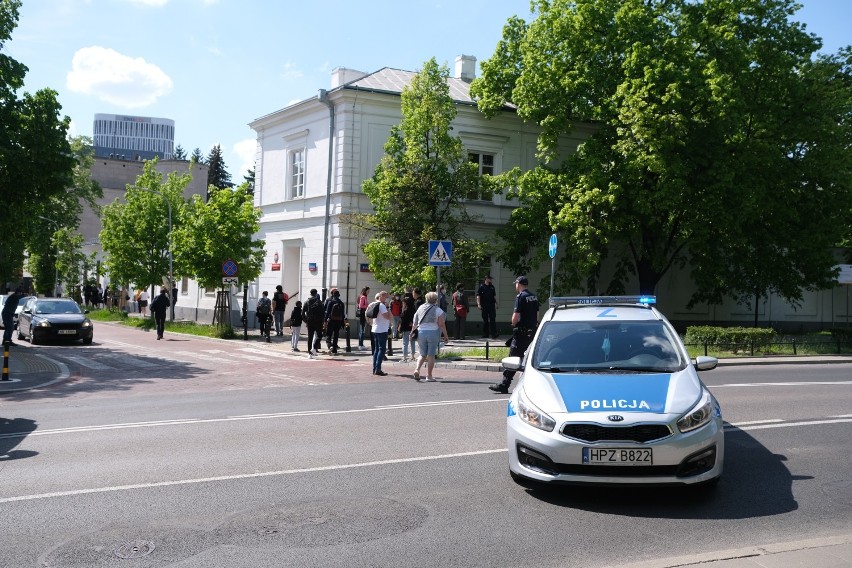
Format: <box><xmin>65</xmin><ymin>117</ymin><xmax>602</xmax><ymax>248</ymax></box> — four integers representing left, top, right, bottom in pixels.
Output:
<box><xmin>536</xmin><ymin>366</ymin><xmax>565</xmax><ymax>372</ymax></box>
<box><xmin>606</xmin><ymin>365</ymin><xmax>672</xmax><ymax>373</ymax></box>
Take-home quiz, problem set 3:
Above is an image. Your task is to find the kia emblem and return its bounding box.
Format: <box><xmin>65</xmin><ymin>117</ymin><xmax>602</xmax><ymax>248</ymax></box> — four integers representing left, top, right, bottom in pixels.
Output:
<box><xmin>608</xmin><ymin>415</ymin><xmax>624</xmax><ymax>422</ymax></box>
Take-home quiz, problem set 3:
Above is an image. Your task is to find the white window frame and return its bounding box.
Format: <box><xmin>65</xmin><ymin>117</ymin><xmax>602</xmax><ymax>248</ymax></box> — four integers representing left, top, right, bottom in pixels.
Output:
<box><xmin>283</xmin><ymin>128</ymin><xmax>309</xmax><ymax>201</ymax></box>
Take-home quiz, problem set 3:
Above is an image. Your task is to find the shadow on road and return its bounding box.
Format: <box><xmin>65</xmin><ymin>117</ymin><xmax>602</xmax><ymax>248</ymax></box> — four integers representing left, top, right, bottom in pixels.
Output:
<box><xmin>0</xmin><ymin>417</ymin><xmax>39</xmax><ymax>461</ymax></box>
<box><xmin>523</xmin><ymin>426</ymin><xmax>797</xmax><ymax>520</ymax></box>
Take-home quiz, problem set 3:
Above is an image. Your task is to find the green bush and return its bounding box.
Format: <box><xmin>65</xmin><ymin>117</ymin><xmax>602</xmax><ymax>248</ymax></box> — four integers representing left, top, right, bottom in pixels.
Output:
<box><xmin>685</xmin><ymin>326</ymin><xmax>776</xmax><ymax>353</ymax></box>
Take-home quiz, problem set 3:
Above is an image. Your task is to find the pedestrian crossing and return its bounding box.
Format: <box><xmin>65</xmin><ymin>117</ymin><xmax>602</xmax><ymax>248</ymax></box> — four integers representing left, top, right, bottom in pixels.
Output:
<box><xmin>47</xmin><ymin>347</ymin><xmax>303</xmax><ymax>372</ymax></box>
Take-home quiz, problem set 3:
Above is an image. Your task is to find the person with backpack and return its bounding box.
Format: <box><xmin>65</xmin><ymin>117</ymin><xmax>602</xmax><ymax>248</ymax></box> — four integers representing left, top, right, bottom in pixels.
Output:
<box><xmin>369</xmin><ymin>291</ymin><xmax>392</xmax><ymax>375</ymax></box>
<box><xmin>150</xmin><ymin>287</ymin><xmax>171</xmax><ymax>340</ymax></box>
<box><xmin>452</xmin><ymin>283</ymin><xmax>469</xmax><ymax>340</ymax></box>
<box><xmin>272</xmin><ymin>285</ymin><xmax>289</xmax><ymax>337</ymax></box>
<box><xmin>256</xmin><ymin>290</ymin><xmax>272</xmax><ymax>342</ymax></box>
<box><xmin>304</xmin><ymin>289</ymin><xmax>325</xmax><ymax>357</ymax></box>
<box><xmin>399</xmin><ymin>289</ymin><xmax>417</xmax><ymax>362</ymax></box>
<box><xmin>324</xmin><ymin>288</ymin><xmax>346</xmax><ymax>354</ymax></box>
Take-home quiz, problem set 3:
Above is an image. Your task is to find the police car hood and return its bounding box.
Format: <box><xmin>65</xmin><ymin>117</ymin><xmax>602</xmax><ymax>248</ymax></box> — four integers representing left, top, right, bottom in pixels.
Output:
<box><xmin>523</xmin><ymin>367</ymin><xmax>702</xmax><ymax>416</ymax></box>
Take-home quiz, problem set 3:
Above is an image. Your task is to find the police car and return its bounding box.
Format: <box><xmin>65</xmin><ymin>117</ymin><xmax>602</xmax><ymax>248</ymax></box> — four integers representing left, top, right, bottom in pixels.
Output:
<box><xmin>503</xmin><ymin>296</ymin><xmax>723</xmax><ymax>488</ymax></box>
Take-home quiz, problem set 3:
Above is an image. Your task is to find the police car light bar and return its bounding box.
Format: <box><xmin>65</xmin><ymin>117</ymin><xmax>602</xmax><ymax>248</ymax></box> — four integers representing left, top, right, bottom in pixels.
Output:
<box><xmin>549</xmin><ymin>296</ymin><xmax>657</xmax><ymax>307</ymax></box>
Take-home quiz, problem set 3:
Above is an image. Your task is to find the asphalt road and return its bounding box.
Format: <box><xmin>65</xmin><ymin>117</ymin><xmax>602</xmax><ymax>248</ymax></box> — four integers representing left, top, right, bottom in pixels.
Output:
<box><xmin>1</xmin><ymin>324</ymin><xmax>850</xmax><ymax>567</ymax></box>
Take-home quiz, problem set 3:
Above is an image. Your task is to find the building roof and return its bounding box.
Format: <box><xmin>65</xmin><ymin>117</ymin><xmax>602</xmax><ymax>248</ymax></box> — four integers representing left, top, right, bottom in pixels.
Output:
<box><xmin>341</xmin><ymin>67</ymin><xmax>478</xmax><ymax>105</ymax></box>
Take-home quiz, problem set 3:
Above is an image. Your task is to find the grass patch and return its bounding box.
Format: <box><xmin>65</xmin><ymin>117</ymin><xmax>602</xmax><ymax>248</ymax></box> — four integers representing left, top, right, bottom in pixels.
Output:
<box><xmin>438</xmin><ymin>345</ymin><xmax>510</xmax><ymax>361</ymax></box>
<box><xmin>86</xmin><ymin>309</ymin><xmax>236</xmax><ymax>339</ymax></box>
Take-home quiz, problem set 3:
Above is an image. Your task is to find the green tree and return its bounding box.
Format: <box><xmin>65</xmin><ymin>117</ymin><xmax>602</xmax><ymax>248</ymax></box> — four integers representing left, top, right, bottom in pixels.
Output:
<box><xmin>0</xmin><ymin>0</ymin><xmax>77</xmax><ymax>287</ymax></box>
<box><xmin>99</xmin><ymin>159</ymin><xmax>191</xmax><ymax>292</ymax></box>
<box><xmin>360</xmin><ymin>58</ymin><xmax>494</xmax><ymax>289</ymax></box>
<box><xmin>172</xmin><ymin>184</ymin><xmax>264</xmax><ymax>291</ymax></box>
<box><xmin>205</xmin><ymin>144</ymin><xmax>232</xmax><ymax>196</ymax></box>
<box><xmin>471</xmin><ymin>0</ymin><xmax>852</xmax><ymax>307</ymax></box>
<box><xmin>26</xmin><ymin>135</ymin><xmax>102</xmax><ymax>295</ymax></box>
<box><xmin>243</xmin><ymin>166</ymin><xmax>255</xmax><ymax>196</ymax></box>
<box><xmin>173</xmin><ymin>144</ymin><xmax>187</xmax><ymax>161</ymax></box>
<box><xmin>190</xmin><ymin>147</ymin><xmax>204</xmax><ymax>164</ymax></box>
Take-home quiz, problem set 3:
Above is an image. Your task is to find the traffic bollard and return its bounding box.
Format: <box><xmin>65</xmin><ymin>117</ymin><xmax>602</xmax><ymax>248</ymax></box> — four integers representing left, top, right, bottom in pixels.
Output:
<box><xmin>2</xmin><ymin>342</ymin><xmax>10</xmax><ymax>381</ymax></box>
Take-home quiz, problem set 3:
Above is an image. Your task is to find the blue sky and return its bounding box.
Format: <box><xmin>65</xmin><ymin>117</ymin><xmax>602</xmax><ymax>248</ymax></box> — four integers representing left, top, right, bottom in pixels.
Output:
<box><xmin>6</xmin><ymin>0</ymin><xmax>850</xmax><ymax>182</ymax></box>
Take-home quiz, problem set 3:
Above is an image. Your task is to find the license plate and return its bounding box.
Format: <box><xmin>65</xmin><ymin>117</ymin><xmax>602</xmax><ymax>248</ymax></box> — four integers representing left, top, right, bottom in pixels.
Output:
<box><xmin>583</xmin><ymin>447</ymin><xmax>653</xmax><ymax>465</ymax></box>
<box><xmin>58</xmin><ymin>329</ymin><xmax>77</xmax><ymax>335</ymax></box>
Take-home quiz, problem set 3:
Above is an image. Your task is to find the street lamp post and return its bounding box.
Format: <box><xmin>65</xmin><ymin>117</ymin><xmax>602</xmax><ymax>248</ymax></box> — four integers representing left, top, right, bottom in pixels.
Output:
<box><xmin>139</xmin><ymin>188</ymin><xmax>174</xmax><ymax>322</ymax></box>
<box><xmin>37</xmin><ymin>215</ymin><xmax>61</xmax><ymax>297</ymax></box>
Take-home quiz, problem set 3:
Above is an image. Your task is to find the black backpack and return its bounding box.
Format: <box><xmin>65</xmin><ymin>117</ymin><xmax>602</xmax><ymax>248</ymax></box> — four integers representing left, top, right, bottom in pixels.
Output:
<box><xmin>330</xmin><ymin>300</ymin><xmax>344</xmax><ymax>321</ymax></box>
<box><xmin>368</xmin><ymin>301</ymin><xmax>381</xmax><ymax>319</ymax></box>
<box><xmin>306</xmin><ymin>297</ymin><xmax>324</xmax><ymax>324</ymax></box>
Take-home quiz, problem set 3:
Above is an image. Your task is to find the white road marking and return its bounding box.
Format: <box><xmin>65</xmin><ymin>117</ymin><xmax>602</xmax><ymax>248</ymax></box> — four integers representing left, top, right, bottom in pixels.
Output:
<box><xmin>727</xmin><ymin>418</ymin><xmax>852</xmax><ymax>431</ymax></box>
<box><xmin>714</xmin><ymin>380</ymin><xmax>852</xmax><ymax>387</ymax></box>
<box><xmin>0</xmin><ymin>449</ymin><xmax>508</xmax><ymax>504</ymax></box>
<box><xmin>61</xmin><ymin>355</ymin><xmax>115</xmax><ymax>370</ymax></box>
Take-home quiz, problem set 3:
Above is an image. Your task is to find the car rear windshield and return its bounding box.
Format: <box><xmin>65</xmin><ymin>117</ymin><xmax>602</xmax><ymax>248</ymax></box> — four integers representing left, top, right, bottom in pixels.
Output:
<box><xmin>34</xmin><ymin>301</ymin><xmax>82</xmax><ymax>315</ymax></box>
<box><xmin>532</xmin><ymin>320</ymin><xmax>686</xmax><ymax>372</ymax></box>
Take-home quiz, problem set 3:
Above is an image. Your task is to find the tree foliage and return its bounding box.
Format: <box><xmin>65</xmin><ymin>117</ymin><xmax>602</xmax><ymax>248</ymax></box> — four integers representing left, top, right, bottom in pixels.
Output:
<box><xmin>172</xmin><ymin>184</ymin><xmax>264</xmax><ymax>290</ymax></box>
<box><xmin>471</xmin><ymin>0</ymin><xmax>852</xmax><ymax>306</ymax></box>
<box><xmin>205</xmin><ymin>144</ymin><xmax>232</xmax><ymax>194</ymax></box>
<box><xmin>0</xmin><ymin>0</ymin><xmax>77</xmax><ymax>286</ymax></box>
<box><xmin>360</xmin><ymin>58</ymin><xmax>495</xmax><ymax>289</ymax></box>
<box><xmin>173</xmin><ymin>144</ymin><xmax>187</xmax><ymax>161</ymax></box>
<box><xmin>99</xmin><ymin>159</ymin><xmax>190</xmax><ymax>290</ymax></box>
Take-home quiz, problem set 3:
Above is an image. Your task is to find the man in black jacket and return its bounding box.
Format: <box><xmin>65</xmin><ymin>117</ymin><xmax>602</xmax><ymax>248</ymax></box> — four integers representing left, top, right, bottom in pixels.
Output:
<box><xmin>150</xmin><ymin>288</ymin><xmax>171</xmax><ymax>340</ymax></box>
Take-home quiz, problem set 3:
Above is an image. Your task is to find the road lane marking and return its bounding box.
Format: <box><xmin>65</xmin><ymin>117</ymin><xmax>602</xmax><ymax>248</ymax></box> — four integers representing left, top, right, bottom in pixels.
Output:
<box><xmin>727</xmin><ymin>419</ymin><xmax>784</xmax><ymax>426</ymax></box>
<box><xmin>61</xmin><ymin>355</ymin><xmax>115</xmax><ymax>370</ymax></box>
<box><xmin>0</xmin><ymin>449</ymin><xmax>508</xmax><ymax>503</ymax></box>
<box><xmin>714</xmin><ymin>381</ymin><xmax>852</xmax><ymax>387</ymax></box>
<box><xmin>726</xmin><ymin>418</ymin><xmax>852</xmax><ymax>431</ymax></box>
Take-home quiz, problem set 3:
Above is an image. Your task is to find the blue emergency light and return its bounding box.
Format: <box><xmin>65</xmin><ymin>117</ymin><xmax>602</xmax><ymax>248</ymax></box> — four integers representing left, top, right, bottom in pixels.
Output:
<box><xmin>549</xmin><ymin>295</ymin><xmax>657</xmax><ymax>307</ymax></box>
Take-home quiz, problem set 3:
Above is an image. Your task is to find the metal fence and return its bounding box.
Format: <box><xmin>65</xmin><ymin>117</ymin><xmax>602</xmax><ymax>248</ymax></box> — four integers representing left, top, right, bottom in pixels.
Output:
<box><xmin>685</xmin><ymin>339</ymin><xmax>852</xmax><ymax>356</ymax></box>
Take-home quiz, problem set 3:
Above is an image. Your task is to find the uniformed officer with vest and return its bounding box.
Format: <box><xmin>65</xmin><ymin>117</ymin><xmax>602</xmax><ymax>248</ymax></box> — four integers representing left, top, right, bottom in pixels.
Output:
<box><xmin>490</xmin><ymin>275</ymin><xmax>539</xmax><ymax>394</ymax></box>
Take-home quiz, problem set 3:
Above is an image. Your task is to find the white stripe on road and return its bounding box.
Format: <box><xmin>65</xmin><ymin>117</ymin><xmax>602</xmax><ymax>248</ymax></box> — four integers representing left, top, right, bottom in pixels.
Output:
<box><xmin>714</xmin><ymin>381</ymin><xmax>852</xmax><ymax>387</ymax></box>
<box><xmin>727</xmin><ymin>418</ymin><xmax>852</xmax><ymax>431</ymax></box>
<box><xmin>61</xmin><ymin>355</ymin><xmax>114</xmax><ymax>370</ymax></box>
<box><xmin>0</xmin><ymin>448</ymin><xmax>508</xmax><ymax>504</ymax></box>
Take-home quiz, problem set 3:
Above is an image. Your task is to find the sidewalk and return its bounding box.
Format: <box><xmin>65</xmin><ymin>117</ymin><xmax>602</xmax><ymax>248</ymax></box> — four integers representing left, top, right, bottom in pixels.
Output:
<box><xmin>608</xmin><ymin>533</ymin><xmax>852</xmax><ymax>568</ymax></box>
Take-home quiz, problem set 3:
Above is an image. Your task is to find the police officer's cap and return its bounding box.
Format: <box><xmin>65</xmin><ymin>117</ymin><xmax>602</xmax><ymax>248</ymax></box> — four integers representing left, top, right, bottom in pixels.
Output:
<box><xmin>514</xmin><ymin>275</ymin><xmax>528</xmax><ymax>285</ymax></box>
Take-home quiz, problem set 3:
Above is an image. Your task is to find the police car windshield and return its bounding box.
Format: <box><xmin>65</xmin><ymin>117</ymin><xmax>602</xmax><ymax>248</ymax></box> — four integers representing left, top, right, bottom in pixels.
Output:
<box><xmin>532</xmin><ymin>320</ymin><xmax>686</xmax><ymax>373</ymax></box>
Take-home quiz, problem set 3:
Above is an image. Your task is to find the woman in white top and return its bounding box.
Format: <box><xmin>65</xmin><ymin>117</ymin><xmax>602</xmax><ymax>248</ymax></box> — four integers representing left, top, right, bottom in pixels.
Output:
<box><xmin>139</xmin><ymin>289</ymin><xmax>150</xmax><ymax>317</ymax></box>
<box><xmin>410</xmin><ymin>291</ymin><xmax>449</xmax><ymax>382</ymax></box>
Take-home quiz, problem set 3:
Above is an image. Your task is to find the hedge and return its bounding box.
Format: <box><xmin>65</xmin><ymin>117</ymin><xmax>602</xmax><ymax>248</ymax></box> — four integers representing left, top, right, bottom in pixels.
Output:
<box><xmin>684</xmin><ymin>326</ymin><xmax>776</xmax><ymax>353</ymax></box>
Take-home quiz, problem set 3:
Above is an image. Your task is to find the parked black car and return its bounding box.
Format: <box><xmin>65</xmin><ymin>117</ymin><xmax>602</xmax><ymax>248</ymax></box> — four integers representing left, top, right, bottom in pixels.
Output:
<box><xmin>17</xmin><ymin>298</ymin><xmax>94</xmax><ymax>345</ymax></box>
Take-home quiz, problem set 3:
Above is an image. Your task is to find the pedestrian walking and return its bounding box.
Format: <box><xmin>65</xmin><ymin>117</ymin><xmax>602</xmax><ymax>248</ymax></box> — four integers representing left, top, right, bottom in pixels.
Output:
<box><xmin>303</xmin><ymin>289</ymin><xmax>325</xmax><ymax>357</ymax></box>
<box><xmin>370</xmin><ymin>291</ymin><xmax>392</xmax><ymax>375</ymax></box>
<box><xmin>490</xmin><ymin>276</ymin><xmax>539</xmax><ymax>394</ymax></box>
<box><xmin>476</xmin><ymin>275</ymin><xmax>498</xmax><ymax>338</ymax></box>
<box><xmin>289</xmin><ymin>300</ymin><xmax>303</xmax><ymax>352</ymax></box>
<box><xmin>389</xmin><ymin>293</ymin><xmax>402</xmax><ymax>339</ymax></box>
<box><xmin>356</xmin><ymin>287</ymin><xmax>370</xmax><ymax>350</ymax></box>
<box><xmin>150</xmin><ymin>287</ymin><xmax>170</xmax><ymax>340</ymax></box>
<box><xmin>399</xmin><ymin>289</ymin><xmax>416</xmax><ymax>362</ymax></box>
<box><xmin>2</xmin><ymin>287</ymin><xmax>26</xmax><ymax>345</ymax></box>
<box><xmin>272</xmin><ymin>285</ymin><xmax>289</xmax><ymax>337</ymax></box>
<box><xmin>324</xmin><ymin>288</ymin><xmax>345</xmax><ymax>354</ymax></box>
<box><xmin>411</xmin><ymin>291</ymin><xmax>449</xmax><ymax>382</ymax></box>
<box><xmin>257</xmin><ymin>291</ymin><xmax>272</xmax><ymax>342</ymax></box>
<box><xmin>452</xmin><ymin>283</ymin><xmax>469</xmax><ymax>340</ymax></box>
<box><xmin>139</xmin><ymin>289</ymin><xmax>149</xmax><ymax>317</ymax></box>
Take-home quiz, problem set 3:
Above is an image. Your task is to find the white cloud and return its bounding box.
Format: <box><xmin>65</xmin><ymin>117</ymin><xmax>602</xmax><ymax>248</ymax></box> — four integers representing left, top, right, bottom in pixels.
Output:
<box><xmin>124</xmin><ymin>0</ymin><xmax>168</xmax><ymax>6</ymax></box>
<box><xmin>67</xmin><ymin>46</ymin><xmax>173</xmax><ymax>108</ymax></box>
<box><xmin>281</xmin><ymin>61</ymin><xmax>303</xmax><ymax>80</ymax></box>
<box><xmin>233</xmin><ymin>138</ymin><xmax>257</xmax><ymax>178</ymax></box>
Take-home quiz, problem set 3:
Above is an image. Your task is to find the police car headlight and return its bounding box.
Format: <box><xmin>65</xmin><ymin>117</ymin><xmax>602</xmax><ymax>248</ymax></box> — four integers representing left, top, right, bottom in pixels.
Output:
<box><xmin>517</xmin><ymin>388</ymin><xmax>556</xmax><ymax>432</ymax></box>
<box><xmin>677</xmin><ymin>394</ymin><xmax>713</xmax><ymax>433</ymax></box>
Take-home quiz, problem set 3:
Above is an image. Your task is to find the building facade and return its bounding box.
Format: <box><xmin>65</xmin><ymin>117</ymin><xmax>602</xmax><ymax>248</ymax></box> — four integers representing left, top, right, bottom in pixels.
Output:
<box><xmin>183</xmin><ymin>56</ymin><xmax>851</xmax><ymax>332</ymax></box>
<box><xmin>93</xmin><ymin>114</ymin><xmax>175</xmax><ymax>161</ymax></box>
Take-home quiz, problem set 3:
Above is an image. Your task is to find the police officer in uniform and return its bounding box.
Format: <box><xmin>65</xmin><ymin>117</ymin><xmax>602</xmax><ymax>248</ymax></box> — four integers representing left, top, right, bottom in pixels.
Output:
<box><xmin>490</xmin><ymin>275</ymin><xmax>539</xmax><ymax>394</ymax></box>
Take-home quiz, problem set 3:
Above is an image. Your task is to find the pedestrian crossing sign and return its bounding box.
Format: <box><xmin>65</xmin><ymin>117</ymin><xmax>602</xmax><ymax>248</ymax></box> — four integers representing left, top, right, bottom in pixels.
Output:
<box><xmin>428</xmin><ymin>240</ymin><xmax>452</xmax><ymax>266</ymax></box>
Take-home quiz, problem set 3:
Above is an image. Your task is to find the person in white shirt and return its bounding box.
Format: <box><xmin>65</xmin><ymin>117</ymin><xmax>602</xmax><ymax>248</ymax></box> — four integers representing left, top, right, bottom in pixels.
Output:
<box><xmin>139</xmin><ymin>289</ymin><xmax>150</xmax><ymax>317</ymax></box>
<box><xmin>370</xmin><ymin>291</ymin><xmax>392</xmax><ymax>376</ymax></box>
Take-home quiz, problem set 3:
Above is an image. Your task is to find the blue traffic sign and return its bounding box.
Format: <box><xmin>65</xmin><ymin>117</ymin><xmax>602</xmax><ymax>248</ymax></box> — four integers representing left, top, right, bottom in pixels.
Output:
<box><xmin>549</xmin><ymin>234</ymin><xmax>558</xmax><ymax>259</ymax></box>
<box><xmin>222</xmin><ymin>259</ymin><xmax>239</xmax><ymax>277</ymax></box>
<box><xmin>428</xmin><ymin>240</ymin><xmax>452</xmax><ymax>266</ymax></box>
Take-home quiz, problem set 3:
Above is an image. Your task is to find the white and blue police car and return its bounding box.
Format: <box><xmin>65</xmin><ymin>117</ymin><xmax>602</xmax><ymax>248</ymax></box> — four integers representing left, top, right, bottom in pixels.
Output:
<box><xmin>503</xmin><ymin>296</ymin><xmax>723</xmax><ymax>488</ymax></box>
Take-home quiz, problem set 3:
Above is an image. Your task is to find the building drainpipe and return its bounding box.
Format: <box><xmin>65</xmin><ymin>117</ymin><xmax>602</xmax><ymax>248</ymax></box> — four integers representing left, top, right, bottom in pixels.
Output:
<box><xmin>318</xmin><ymin>89</ymin><xmax>335</xmax><ymax>300</ymax></box>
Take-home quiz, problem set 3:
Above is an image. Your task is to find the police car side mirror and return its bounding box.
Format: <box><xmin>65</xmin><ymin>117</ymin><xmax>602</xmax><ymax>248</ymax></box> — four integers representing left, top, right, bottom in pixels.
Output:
<box><xmin>693</xmin><ymin>356</ymin><xmax>718</xmax><ymax>371</ymax></box>
<box><xmin>502</xmin><ymin>356</ymin><xmax>523</xmax><ymax>371</ymax></box>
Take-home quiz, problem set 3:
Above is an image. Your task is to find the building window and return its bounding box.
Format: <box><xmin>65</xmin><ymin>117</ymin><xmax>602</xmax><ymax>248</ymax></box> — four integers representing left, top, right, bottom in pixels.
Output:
<box><xmin>289</xmin><ymin>149</ymin><xmax>305</xmax><ymax>199</ymax></box>
<box><xmin>467</xmin><ymin>152</ymin><xmax>495</xmax><ymax>201</ymax></box>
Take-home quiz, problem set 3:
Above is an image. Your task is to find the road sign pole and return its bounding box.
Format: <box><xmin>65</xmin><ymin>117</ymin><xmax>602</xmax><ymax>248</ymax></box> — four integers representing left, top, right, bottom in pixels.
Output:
<box><xmin>549</xmin><ymin>234</ymin><xmax>558</xmax><ymax>300</ymax></box>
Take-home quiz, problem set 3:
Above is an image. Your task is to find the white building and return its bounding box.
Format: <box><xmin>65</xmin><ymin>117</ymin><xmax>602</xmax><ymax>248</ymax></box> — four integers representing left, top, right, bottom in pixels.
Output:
<box><xmin>180</xmin><ymin>56</ymin><xmax>851</xmax><ymax>332</ymax></box>
<box><xmin>93</xmin><ymin>114</ymin><xmax>175</xmax><ymax>161</ymax></box>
